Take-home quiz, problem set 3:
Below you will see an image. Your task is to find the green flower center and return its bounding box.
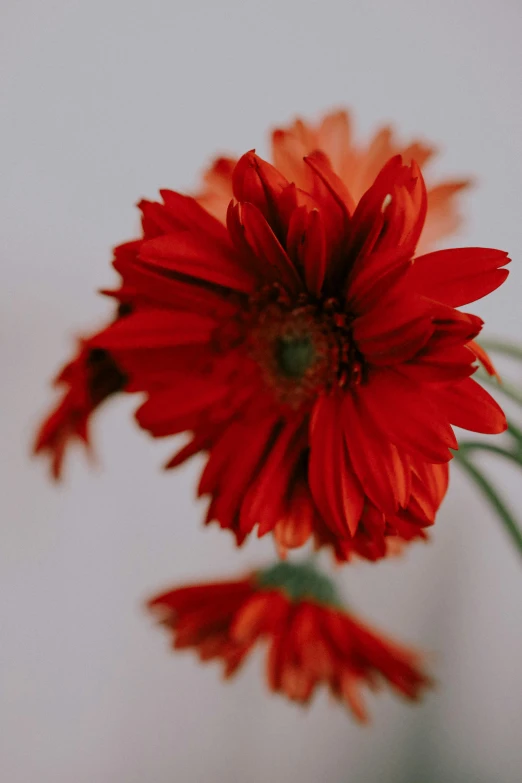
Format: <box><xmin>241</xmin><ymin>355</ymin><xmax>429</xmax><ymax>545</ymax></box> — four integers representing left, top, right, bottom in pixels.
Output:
<box><xmin>275</xmin><ymin>335</ymin><xmax>317</xmax><ymax>378</ymax></box>
<box><xmin>256</xmin><ymin>561</ymin><xmax>342</xmax><ymax>607</ymax></box>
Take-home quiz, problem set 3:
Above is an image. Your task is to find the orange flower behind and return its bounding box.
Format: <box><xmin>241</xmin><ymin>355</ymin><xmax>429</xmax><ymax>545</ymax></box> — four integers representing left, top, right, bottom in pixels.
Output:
<box><xmin>148</xmin><ymin>562</ymin><xmax>432</xmax><ymax>721</ymax></box>
<box><xmin>197</xmin><ymin>108</ymin><xmax>470</xmax><ymax>256</ymax></box>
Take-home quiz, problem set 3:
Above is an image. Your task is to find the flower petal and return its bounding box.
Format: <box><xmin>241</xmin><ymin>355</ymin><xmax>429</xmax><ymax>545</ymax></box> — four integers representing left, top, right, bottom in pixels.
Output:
<box><xmin>240</xmin><ymin>418</ymin><xmax>304</xmax><ymax>538</ymax></box>
<box><xmin>468</xmin><ymin>340</ymin><xmax>499</xmax><ymax>379</ymax></box>
<box><xmin>304</xmin><ymin>150</ymin><xmax>356</xmax><ymax>215</ymax></box>
<box><xmin>352</xmin><ymin>286</ymin><xmax>433</xmax><ymax>365</ymax></box>
<box><xmin>400</xmin><ymin>344</ymin><xmax>477</xmax><ymax>383</ymax></box>
<box><xmin>309</xmin><ymin>395</ymin><xmax>364</xmax><ymax>537</ymax></box>
<box><xmin>410</xmin><ymin>248</ymin><xmax>510</xmax><ymax>307</ymax></box>
<box><xmin>286</xmin><ymin>206</ymin><xmax>326</xmax><ymax>296</ymax></box>
<box><xmin>360</xmin><ymin>369</ymin><xmax>457</xmax><ymax>462</ymax></box>
<box><xmin>232</xmin><ymin>151</ymin><xmax>289</xmax><ymax>233</ymax></box>
<box><xmin>140</xmin><ymin>231</ymin><xmax>256</xmax><ymax>294</ymax></box>
<box><xmin>235</xmin><ymin>202</ymin><xmax>304</xmax><ymax>293</ymax></box>
<box><xmin>112</xmin><ymin>258</ymin><xmax>238</xmax><ymax>317</ymax></box>
<box><xmin>342</xmin><ymin>391</ymin><xmax>411</xmax><ymax>514</ymax></box>
<box><xmin>89</xmin><ymin>310</ymin><xmax>217</xmax><ymax>350</ymax></box>
<box><xmin>435</xmin><ymin>377</ymin><xmax>507</xmax><ymax>434</ymax></box>
<box><xmin>135</xmin><ymin>378</ymin><xmax>230</xmax><ymax>437</ymax></box>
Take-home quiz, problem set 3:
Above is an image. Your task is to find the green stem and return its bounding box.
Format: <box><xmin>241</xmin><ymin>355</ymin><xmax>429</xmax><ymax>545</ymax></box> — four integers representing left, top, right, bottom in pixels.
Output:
<box><xmin>455</xmin><ymin>452</ymin><xmax>522</xmax><ymax>557</ymax></box>
<box><xmin>507</xmin><ymin>420</ymin><xmax>522</xmax><ymax>445</ymax></box>
<box><xmin>458</xmin><ymin>442</ymin><xmax>522</xmax><ymax>467</ymax></box>
<box><xmin>478</xmin><ymin>338</ymin><xmax>522</xmax><ymax>363</ymax></box>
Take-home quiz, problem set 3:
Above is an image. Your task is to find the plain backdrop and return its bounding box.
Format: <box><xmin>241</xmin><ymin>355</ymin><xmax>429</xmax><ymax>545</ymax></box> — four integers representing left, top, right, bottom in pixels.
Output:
<box><xmin>2</xmin><ymin>1</ymin><xmax>522</xmax><ymax>781</ymax></box>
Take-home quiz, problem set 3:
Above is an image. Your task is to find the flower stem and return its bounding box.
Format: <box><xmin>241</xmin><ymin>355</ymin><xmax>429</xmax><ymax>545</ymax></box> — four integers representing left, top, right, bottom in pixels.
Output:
<box><xmin>478</xmin><ymin>338</ymin><xmax>522</xmax><ymax>363</ymax></box>
<box><xmin>455</xmin><ymin>450</ymin><xmax>522</xmax><ymax>558</ymax></box>
<box><xmin>458</xmin><ymin>442</ymin><xmax>522</xmax><ymax>466</ymax></box>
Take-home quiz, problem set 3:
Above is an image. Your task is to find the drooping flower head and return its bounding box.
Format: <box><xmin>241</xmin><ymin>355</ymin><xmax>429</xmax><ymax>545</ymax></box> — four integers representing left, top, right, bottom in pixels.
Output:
<box><xmin>148</xmin><ymin>562</ymin><xmax>432</xmax><ymax>721</ymax></box>
<box><xmin>76</xmin><ymin>145</ymin><xmax>508</xmax><ymax>561</ymax></box>
<box><xmin>34</xmin><ymin>108</ymin><xmax>471</xmax><ymax>487</ymax></box>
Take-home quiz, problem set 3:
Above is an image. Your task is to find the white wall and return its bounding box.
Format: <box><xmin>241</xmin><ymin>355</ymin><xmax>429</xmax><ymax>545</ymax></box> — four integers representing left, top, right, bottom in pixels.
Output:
<box><xmin>2</xmin><ymin>1</ymin><xmax>522</xmax><ymax>781</ymax></box>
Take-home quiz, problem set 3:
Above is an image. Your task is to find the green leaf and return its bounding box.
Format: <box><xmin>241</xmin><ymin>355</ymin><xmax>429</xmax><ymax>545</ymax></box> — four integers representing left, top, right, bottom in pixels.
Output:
<box><xmin>454</xmin><ymin>451</ymin><xmax>522</xmax><ymax>558</ymax></box>
<box><xmin>458</xmin><ymin>441</ymin><xmax>522</xmax><ymax>467</ymax></box>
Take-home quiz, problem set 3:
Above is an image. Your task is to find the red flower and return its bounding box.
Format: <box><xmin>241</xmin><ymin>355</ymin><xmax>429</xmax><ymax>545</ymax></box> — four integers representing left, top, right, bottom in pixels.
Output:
<box><xmin>33</xmin><ymin>326</ymin><xmax>128</xmax><ymax>478</ymax></box>
<box><xmin>33</xmin><ymin>109</ymin><xmax>475</xmax><ymax>488</ymax></box>
<box><xmin>148</xmin><ymin>562</ymin><xmax>432</xmax><ymax>721</ymax></box>
<box><xmin>197</xmin><ymin>108</ymin><xmax>470</xmax><ymax>256</ymax></box>
<box><xmin>84</xmin><ymin>149</ymin><xmax>507</xmax><ymax>560</ymax></box>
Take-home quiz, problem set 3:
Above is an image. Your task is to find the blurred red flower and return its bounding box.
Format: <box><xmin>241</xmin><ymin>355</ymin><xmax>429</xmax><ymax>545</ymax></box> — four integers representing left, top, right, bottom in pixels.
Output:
<box><xmin>33</xmin><ymin>335</ymin><xmax>127</xmax><ymax>479</ymax></box>
<box><xmin>148</xmin><ymin>562</ymin><xmax>432</xmax><ymax>722</ymax></box>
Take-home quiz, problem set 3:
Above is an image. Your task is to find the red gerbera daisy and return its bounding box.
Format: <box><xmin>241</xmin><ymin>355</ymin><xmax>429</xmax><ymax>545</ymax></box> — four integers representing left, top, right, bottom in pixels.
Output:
<box><xmin>78</xmin><ymin>148</ymin><xmax>507</xmax><ymax>560</ymax></box>
<box><xmin>148</xmin><ymin>561</ymin><xmax>432</xmax><ymax>721</ymax></box>
<box><xmin>35</xmin><ymin>109</ymin><xmax>471</xmax><ymax>482</ymax></box>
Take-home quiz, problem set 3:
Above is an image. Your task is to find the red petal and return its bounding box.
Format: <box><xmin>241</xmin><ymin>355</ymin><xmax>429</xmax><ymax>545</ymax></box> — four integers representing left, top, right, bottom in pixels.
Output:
<box><xmin>140</xmin><ymin>232</ymin><xmax>256</xmax><ymax>294</ymax></box>
<box><xmin>274</xmin><ymin>479</ymin><xmax>316</xmax><ymax>549</ymax></box>
<box><xmin>342</xmin><ymin>391</ymin><xmax>411</xmax><ymax>514</ymax></box>
<box><xmin>429</xmin><ymin>301</ymin><xmax>484</xmax><ymax>347</ymax></box>
<box><xmin>347</xmin><ymin>246</ymin><xmax>412</xmax><ymax>314</ymax></box>
<box><xmin>164</xmin><ymin>429</ymin><xmax>219</xmax><ymax>470</ymax></box>
<box><xmin>435</xmin><ymin>378</ymin><xmax>507</xmax><ymax>434</ymax></box>
<box><xmin>231</xmin><ymin>592</ymin><xmax>287</xmax><ymax>643</ymax></box>
<box><xmin>138</xmin><ymin>199</ymin><xmax>179</xmax><ymax>237</ymax></box>
<box><xmin>377</xmin><ymin>159</ymin><xmax>427</xmax><ymax>257</ymax></box>
<box><xmin>203</xmin><ymin>415</ymin><xmax>285</xmax><ymax>537</ymax></box>
<box><xmin>115</xmin><ymin>259</ymin><xmax>238</xmax><ymax>317</ymax></box>
<box><xmin>304</xmin><ymin>150</ymin><xmax>356</xmax><ymax>215</ymax></box>
<box><xmin>361</xmin><ymin>369</ymin><xmax>457</xmax><ymax>463</ymax></box>
<box><xmin>353</xmin><ymin>287</ymin><xmax>433</xmax><ymax>365</ymax></box>
<box><xmin>468</xmin><ymin>340</ymin><xmax>499</xmax><ymax>379</ymax></box>
<box><xmin>409</xmin><ymin>461</ymin><xmax>449</xmax><ymax>523</ymax></box>
<box><xmin>135</xmin><ymin>378</ymin><xmax>229</xmax><ymax>437</ymax></box>
<box><xmin>240</xmin><ymin>418</ymin><xmax>304</xmax><ymax>537</ymax></box>
<box><xmin>400</xmin><ymin>344</ymin><xmax>477</xmax><ymax>383</ymax></box>
<box><xmin>302</xmin><ymin>152</ymin><xmax>352</xmax><ymax>271</ymax></box>
<box><xmin>410</xmin><ymin>248</ymin><xmax>510</xmax><ymax>307</ymax></box>
<box><xmin>347</xmin><ymin>156</ymin><xmax>427</xmax><ymax>264</ymax></box>
<box><xmin>89</xmin><ymin>310</ymin><xmax>216</xmax><ymax>350</ymax></box>
<box><xmin>232</xmin><ymin>151</ymin><xmax>289</xmax><ymax>232</ymax></box>
<box><xmin>148</xmin><ymin>579</ymin><xmax>252</xmax><ymax>613</ymax></box>
<box><xmin>286</xmin><ymin>206</ymin><xmax>326</xmax><ymax>296</ymax></box>
<box><xmin>309</xmin><ymin>395</ymin><xmax>364</xmax><ymax>537</ymax></box>
<box><xmin>236</xmin><ymin>202</ymin><xmax>303</xmax><ymax>293</ymax></box>
<box><xmin>160</xmin><ymin>189</ymin><xmax>231</xmax><ymax>245</ymax></box>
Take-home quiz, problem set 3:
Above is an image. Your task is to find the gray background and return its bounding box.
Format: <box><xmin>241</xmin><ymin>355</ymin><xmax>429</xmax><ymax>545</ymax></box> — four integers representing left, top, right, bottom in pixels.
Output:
<box><xmin>2</xmin><ymin>1</ymin><xmax>522</xmax><ymax>781</ymax></box>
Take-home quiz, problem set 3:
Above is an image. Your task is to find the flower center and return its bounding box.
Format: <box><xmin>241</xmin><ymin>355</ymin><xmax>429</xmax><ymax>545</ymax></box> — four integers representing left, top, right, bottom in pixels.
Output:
<box><xmin>244</xmin><ymin>287</ymin><xmax>365</xmax><ymax>410</ymax></box>
<box><xmin>275</xmin><ymin>335</ymin><xmax>316</xmax><ymax>379</ymax></box>
<box><xmin>256</xmin><ymin>561</ymin><xmax>342</xmax><ymax>607</ymax></box>
<box><xmin>248</xmin><ymin>303</ymin><xmax>333</xmax><ymax>408</ymax></box>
